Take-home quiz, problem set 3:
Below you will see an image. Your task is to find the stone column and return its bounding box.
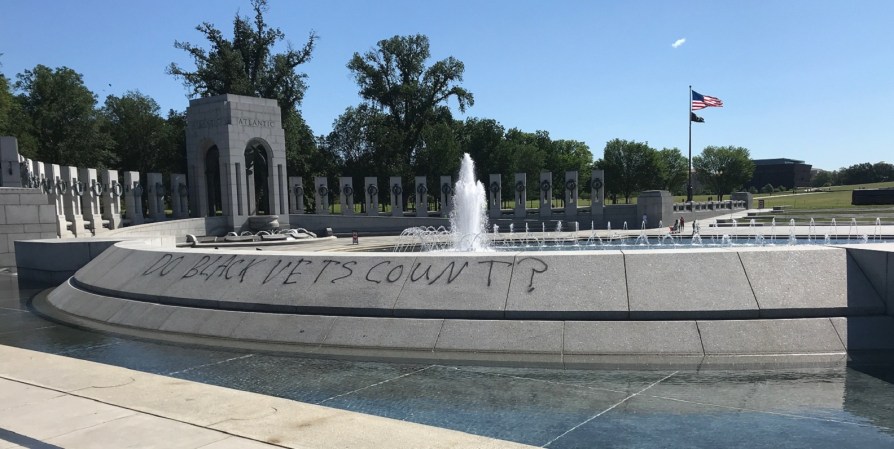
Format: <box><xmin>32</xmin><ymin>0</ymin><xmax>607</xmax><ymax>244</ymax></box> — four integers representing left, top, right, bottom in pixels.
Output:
<box><xmin>314</xmin><ymin>176</ymin><xmax>329</xmax><ymax>214</ymax></box>
<box><xmin>415</xmin><ymin>176</ymin><xmax>427</xmax><ymax>217</ymax></box>
<box><xmin>147</xmin><ymin>172</ymin><xmax>165</xmax><ymax>221</ymax></box>
<box><xmin>488</xmin><ymin>174</ymin><xmax>501</xmax><ymax>219</ymax></box>
<box><xmin>0</xmin><ymin>137</ymin><xmax>22</xmax><ymax>187</ymax></box>
<box><xmin>32</xmin><ymin>161</ymin><xmax>46</xmax><ymax>191</ymax></box>
<box><xmin>731</xmin><ymin>191</ymin><xmax>753</xmax><ymax>209</ymax></box>
<box><xmin>590</xmin><ymin>169</ymin><xmax>605</xmax><ymax>221</ymax></box>
<box><xmin>340</xmin><ymin>176</ymin><xmax>354</xmax><ymax>215</ymax></box>
<box><xmin>124</xmin><ymin>171</ymin><xmax>144</xmax><ymax>225</ymax></box>
<box><xmin>61</xmin><ymin>166</ymin><xmax>87</xmax><ymax>236</ymax></box>
<box><xmin>514</xmin><ymin>173</ymin><xmax>526</xmax><ymax>218</ymax></box>
<box><xmin>365</xmin><ymin>177</ymin><xmax>379</xmax><ymax>216</ymax></box>
<box><xmin>636</xmin><ymin>190</ymin><xmax>673</xmax><ymax>229</ymax></box>
<box><xmin>439</xmin><ymin>176</ymin><xmax>453</xmax><ymax>217</ymax></box>
<box><xmin>46</xmin><ymin>164</ymin><xmax>73</xmax><ymax>238</ymax></box>
<box><xmin>288</xmin><ymin>176</ymin><xmax>304</xmax><ymax>214</ymax></box>
<box><xmin>79</xmin><ymin>168</ymin><xmax>106</xmax><ymax>234</ymax></box>
<box><xmin>390</xmin><ymin>177</ymin><xmax>403</xmax><ymax>217</ymax></box>
<box><xmin>539</xmin><ymin>172</ymin><xmax>552</xmax><ymax>218</ymax></box>
<box><xmin>171</xmin><ymin>173</ymin><xmax>189</xmax><ymax>219</ymax></box>
<box><xmin>21</xmin><ymin>158</ymin><xmax>33</xmax><ymax>188</ymax></box>
<box><xmin>273</xmin><ymin>163</ymin><xmax>288</xmax><ymax>220</ymax></box>
<box><xmin>564</xmin><ymin>171</ymin><xmax>578</xmax><ymax>217</ymax></box>
<box><xmin>101</xmin><ymin>169</ymin><xmax>122</xmax><ymax>230</ymax></box>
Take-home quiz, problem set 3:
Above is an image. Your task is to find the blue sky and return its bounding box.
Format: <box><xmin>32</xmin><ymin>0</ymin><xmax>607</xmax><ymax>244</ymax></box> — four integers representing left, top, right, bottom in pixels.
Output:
<box><xmin>1</xmin><ymin>0</ymin><xmax>892</xmax><ymax>171</ymax></box>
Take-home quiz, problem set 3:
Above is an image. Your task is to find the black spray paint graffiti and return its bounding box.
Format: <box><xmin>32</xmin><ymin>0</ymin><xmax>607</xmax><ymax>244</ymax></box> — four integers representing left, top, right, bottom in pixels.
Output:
<box><xmin>141</xmin><ymin>253</ymin><xmax>549</xmax><ymax>292</ymax></box>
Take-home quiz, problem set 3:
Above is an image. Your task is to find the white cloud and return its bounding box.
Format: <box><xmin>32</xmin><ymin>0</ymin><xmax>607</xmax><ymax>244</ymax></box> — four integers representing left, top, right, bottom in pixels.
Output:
<box><xmin>672</xmin><ymin>38</ymin><xmax>686</xmax><ymax>48</ymax></box>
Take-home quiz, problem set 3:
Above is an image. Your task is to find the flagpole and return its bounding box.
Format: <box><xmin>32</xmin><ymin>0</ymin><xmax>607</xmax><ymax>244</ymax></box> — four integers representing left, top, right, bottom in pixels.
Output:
<box><xmin>687</xmin><ymin>85</ymin><xmax>693</xmax><ymax>203</ymax></box>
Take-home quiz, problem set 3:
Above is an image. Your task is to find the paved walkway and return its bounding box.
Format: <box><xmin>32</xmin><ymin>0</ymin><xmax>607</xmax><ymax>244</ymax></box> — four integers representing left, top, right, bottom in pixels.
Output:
<box><xmin>0</xmin><ymin>345</ymin><xmax>532</xmax><ymax>449</ymax></box>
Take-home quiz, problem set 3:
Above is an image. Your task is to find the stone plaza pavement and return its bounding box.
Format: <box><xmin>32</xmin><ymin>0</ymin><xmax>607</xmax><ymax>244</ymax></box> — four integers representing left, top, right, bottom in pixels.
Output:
<box><xmin>0</xmin><ymin>344</ymin><xmax>533</xmax><ymax>449</ymax></box>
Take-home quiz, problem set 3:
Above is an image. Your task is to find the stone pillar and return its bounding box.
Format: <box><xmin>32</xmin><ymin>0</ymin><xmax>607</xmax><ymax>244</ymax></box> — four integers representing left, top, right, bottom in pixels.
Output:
<box><xmin>79</xmin><ymin>167</ymin><xmax>106</xmax><ymax>234</ymax></box>
<box><xmin>288</xmin><ymin>176</ymin><xmax>304</xmax><ymax>214</ymax></box>
<box><xmin>390</xmin><ymin>177</ymin><xmax>403</xmax><ymax>217</ymax></box>
<box><xmin>488</xmin><ymin>174</ymin><xmax>501</xmax><ymax>219</ymax></box>
<box><xmin>539</xmin><ymin>172</ymin><xmax>552</xmax><ymax>218</ymax></box>
<box><xmin>0</xmin><ymin>137</ymin><xmax>22</xmax><ymax>187</ymax></box>
<box><xmin>731</xmin><ymin>191</ymin><xmax>753</xmax><ymax>209</ymax></box>
<box><xmin>590</xmin><ymin>169</ymin><xmax>605</xmax><ymax>221</ymax></box>
<box><xmin>415</xmin><ymin>176</ymin><xmax>428</xmax><ymax>217</ymax></box>
<box><xmin>124</xmin><ymin>171</ymin><xmax>144</xmax><ymax>225</ymax></box>
<box><xmin>314</xmin><ymin>176</ymin><xmax>329</xmax><ymax>215</ymax></box>
<box><xmin>439</xmin><ymin>176</ymin><xmax>453</xmax><ymax>217</ymax></box>
<box><xmin>564</xmin><ymin>171</ymin><xmax>578</xmax><ymax>217</ymax></box>
<box><xmin>21</xmin><ymin>158</ymin><xmax>34</xmax><ymax>188</ymax></box>
<box><xmin>32</xmin><ymin>161</ymin><xmax>46</xmax><ymax>191</ymax></box>
<box><xmin>365</xmin><ymin>177</ymin><xmax>379</xmax><ymax>216</ymax></box>
<box><xmin>273</xmin><ymin>163</ymin><xmax>289</xmax><ymax>227</ymax></box>
<box><xmin>61</xmin><ymin>166</ymin><xmax>87</xmax><ymax>236</ymax></box>
<box><xmin>146</xmin><ymin>172</ymin><xmax>165</xmax><ymax>221</ymax></box>
<box><xmin>514</xmin><ymin>173</ymin><xmax>526</xmax><ymax>218</ymax></box>
<box><xmin>171</xmin><ymin>173</ymin><xmax>188</xmax><ymax>219</ymax></box>
<box><xmin>46</xmin><ymin>164</ymin><xmax>73</xmax><ymax>237</ymax></box>
<box><xmin>637</xmin><ymin>190</ymin><xmax>673</xmax><ymax>229</ymax></box>
<box><xmin>101</xmin><ymin>169</ymin><xmax>122</xmax><ymax>230</ymax></box>
<box><xmin>340</xmin><ymin>176</ymin><xmax>354</xmax><ymax>215</ymax></box>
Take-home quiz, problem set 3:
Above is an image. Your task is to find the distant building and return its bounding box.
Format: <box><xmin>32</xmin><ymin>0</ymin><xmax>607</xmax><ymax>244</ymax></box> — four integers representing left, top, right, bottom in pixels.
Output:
<box><xmin>746</xmin><ymin>158</ymin><xmax>812</xmax><ymax>190</ymax></box>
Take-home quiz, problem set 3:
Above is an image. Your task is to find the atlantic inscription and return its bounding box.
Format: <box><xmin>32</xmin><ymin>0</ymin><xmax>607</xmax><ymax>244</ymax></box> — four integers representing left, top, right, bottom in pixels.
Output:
<box><xmin>141</xmin><ymin>254</ymin><xmax>549</xmax><ymax>292</ymax></box>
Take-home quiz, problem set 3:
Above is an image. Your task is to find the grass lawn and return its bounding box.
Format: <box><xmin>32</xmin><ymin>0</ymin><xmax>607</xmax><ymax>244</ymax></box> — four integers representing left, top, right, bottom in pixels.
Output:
<box><xmin>748</xmin><ymin>181</ymin><xmax>894</xmax><ymax>225</ymax></box>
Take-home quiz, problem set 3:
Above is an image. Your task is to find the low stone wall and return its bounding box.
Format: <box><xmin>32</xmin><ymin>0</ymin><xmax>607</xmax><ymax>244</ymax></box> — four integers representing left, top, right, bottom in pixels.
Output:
<box><xmin>852</xmin><ymin>188</ymin><xmax>894</xmax><ymax>205</ymax></box>
<box><xmin>65</xmin><ymin>243</ymin><xmax>885</xmax><ymax>320</ymax></box>
<box><xmin>0</xmin><ymin>187</ymin><xmax>60</xmax><ymax>266</ymax></box>
<box><xmin>15</xmin><ymin>236</ymin><xmax>175</xmax><ymax>284</ymax></box>
<box><xmin>33</xmin><ymin>240</ymin><xmax>894</xmax><ymax>367</ymax></box>
<box><xmin>105</xmin><ymin>216</ymin><xmax>229</xmax><ymax>241</ymax></box>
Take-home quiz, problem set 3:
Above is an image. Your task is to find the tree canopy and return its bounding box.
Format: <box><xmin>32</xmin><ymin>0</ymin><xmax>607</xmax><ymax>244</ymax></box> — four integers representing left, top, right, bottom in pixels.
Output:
<box><xmin>693</xmin><ymin>145</ymin><xmax>755</xmax><ymax>201</ymax></box>
<box><xmin>596</xmin><ymin>139</ymin><xmax>660</xmax><ymax>203</ymax></box>
<box><xmin>346</xmin><ymin>34</ymin><xmax>474</xmax><ymax>171</ymax></box>
<box><xmin>14</xmin><ymin>65</ymin><xmax>113</xmax><ymax>168</ymax></box>
<box><xmin>102</xmin><ymin>91</ymin><xmax>185</xmax><ymax>175</ymax></box>
<box><xmin>167</xmin><ymin>0</ymin><xmax>316</xmax><ymax>114</ymax></box>
<box><xmin>656</xmin><ymin>147</ymin><xmax>688</xmax><ymax>195</ymax></box>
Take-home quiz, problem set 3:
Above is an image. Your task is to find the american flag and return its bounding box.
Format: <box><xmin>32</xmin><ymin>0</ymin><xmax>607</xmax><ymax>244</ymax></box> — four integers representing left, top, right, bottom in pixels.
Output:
<box><xmin>691</xmin><ymin>91</ymin><xmax>723</xmax><ymax>110</ymax></box>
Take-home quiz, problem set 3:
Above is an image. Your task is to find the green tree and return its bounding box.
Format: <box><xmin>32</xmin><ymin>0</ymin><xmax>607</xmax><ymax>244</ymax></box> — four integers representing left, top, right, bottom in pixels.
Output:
<box><xmin>548</xmin><ymin>139</ymin><xmax>593</xmax><ymax>198</ymax></box>
<box><xmin>656</xmin><ymin>147</ymin><xmax>688</xmax><ymax>195</ymax></box>
<box><xmin>837</xmin><ymin>161</ymin><xmax>894</xmax><ymax>185</ymax></box>
<box><xmin>0</xmin><ymin>71</ymin><xmax>14</xmax><ymax>135</ymax></box>
<box><xmin>160</xmin><ymin>109</ymin><xmax>188</xmax><ymax>176</ymax></box>
<box><xmin>102</xmin><ymin>91</ymin><xmax>169</xmax><ymax>174</ymax></box>
<box><xmin>347</xmin><ymin>34</ymin><xmax>474</xmax><ymax>171</ymax></box>
<box><xmin>167</xmin><ymin>0</ymin><xmax>318</xmax><ymax>175</ymax></box>
<box><xmin>596</xmin><ymin>139</ymin><xmax>660</xmax><ymax>203</ymax></box>
<box><xmin>324</xmin><ymin>104</ymin><xmax>402</xmax><ymax>177</ymax></box>
<box><xmin>15</xmin><ymin>65</ymin><xmax>113</xmax><ymax>167</ymax></box>
<box><xmin>810</xmin><ymin>170</ymin><xmax>836</xmax><ymax>187</ymax></box>
<box><xmin>692</xmin><ymin>145</ymin><xmax>755</xmax><ymax>201</ymax></box>
<box><xmin>496</xmin><ymin>128</ymin><xmax>546</xmax><ymax>200</ymax></box>
<box><xmin>457</xmin><ymin>118</ymin><xmax>506</xmax><ymax>181</ymax></box>
<box><xmin>415</xmin><ymin>121</ymin><xmax>462</xmax><ymax>177</ymax></box>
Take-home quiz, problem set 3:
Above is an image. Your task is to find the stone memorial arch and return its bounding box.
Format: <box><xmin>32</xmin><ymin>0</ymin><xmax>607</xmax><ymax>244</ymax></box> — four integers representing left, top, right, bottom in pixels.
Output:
<box><xmin>185</xmin><ymin>94</ymin><xmax>290</xmax><ymax>231</ymax></box>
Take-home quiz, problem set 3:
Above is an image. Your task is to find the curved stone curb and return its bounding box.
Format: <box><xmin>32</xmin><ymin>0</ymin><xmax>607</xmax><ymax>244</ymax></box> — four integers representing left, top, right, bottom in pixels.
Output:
<box><xmin>35</xmin><ymin>280</ymin><xmax>866</xmax><ymax>370</ymax></box>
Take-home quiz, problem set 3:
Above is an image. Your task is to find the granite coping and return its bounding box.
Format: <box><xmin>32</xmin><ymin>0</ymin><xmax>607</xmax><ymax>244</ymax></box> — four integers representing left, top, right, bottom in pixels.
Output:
<box><xmin>625</xmin><ymin>251</ymin><xmax>758</xmax><ymax>319</ymax></box>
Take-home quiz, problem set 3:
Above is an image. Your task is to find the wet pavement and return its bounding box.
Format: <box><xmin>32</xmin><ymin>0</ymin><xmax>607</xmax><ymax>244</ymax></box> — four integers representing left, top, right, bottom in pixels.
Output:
<box><xmin>2</xmin><ymin>271</ymin><xmax>894</xmax><ymax>448</ymax></box>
